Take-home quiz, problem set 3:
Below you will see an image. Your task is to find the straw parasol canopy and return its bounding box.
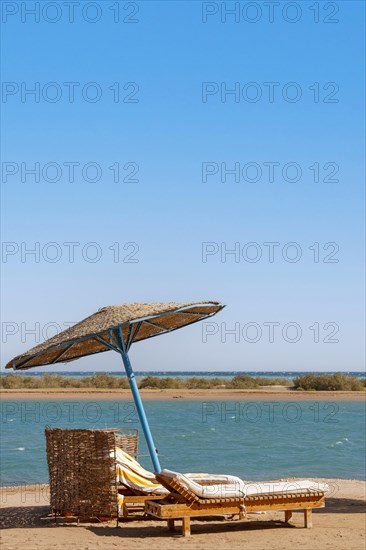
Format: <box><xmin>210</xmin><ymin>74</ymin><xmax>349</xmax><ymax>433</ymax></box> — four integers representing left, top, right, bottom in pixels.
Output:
<box><xmin>6</xmin><ymin>302</ymin><xmax>224</xmax><ymax>371</ymax></box>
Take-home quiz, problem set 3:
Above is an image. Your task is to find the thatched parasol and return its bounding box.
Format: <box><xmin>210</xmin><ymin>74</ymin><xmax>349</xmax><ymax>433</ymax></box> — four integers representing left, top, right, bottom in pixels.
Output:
<box><xmin>5</xmin><ymin>301</ymin><xmax>224</xmax><ymax>471</ymax></box>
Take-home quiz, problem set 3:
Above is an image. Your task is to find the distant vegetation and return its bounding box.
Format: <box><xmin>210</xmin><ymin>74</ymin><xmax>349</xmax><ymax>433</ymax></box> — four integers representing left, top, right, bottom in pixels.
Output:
<box><xmin>0</xmin><ymin>372</ymin><xmax>364</xmax><ymax>391</ymax></box>
<box><xmin>230</xmin><ymin>375</ymin><xmax>290</xmax><ymax>389</ymax></box>
<box><xmin>293</xmin><ymin>373</ymin><xmax>366</xmax><ymax>391</ymax></box>
<box><xmin>0</xmin><ymin>373</ymin><xmax>289</xmax><ymax>390</ymax></box>
<box><xmin>137</xmin><ymin>375</ymin><xmax>290</xmax><ymax>389</ymax></box>
<box><xmin>0</xmin><ymin>373</ymin><xmax>130</xmax><ymax>390</ymax></box>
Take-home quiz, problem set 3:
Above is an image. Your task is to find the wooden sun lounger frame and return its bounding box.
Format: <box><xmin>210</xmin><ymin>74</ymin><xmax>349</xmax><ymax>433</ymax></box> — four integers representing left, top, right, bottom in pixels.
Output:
<box><xmin>145</xmin><ymin>472</ymin><xmax>326</xmax><ymax>536</ymax></box>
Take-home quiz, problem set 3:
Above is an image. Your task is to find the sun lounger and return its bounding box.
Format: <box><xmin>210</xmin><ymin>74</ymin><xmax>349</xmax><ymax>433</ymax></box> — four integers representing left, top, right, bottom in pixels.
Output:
<box><xmin>145</xmin><ymin>469</ymin><xmax>328</xmax><ymax>536</ymax></box>
<box><xmin>114</xmin><ymin>450</ymin><xmax>241</xmax><ymax>517</ymax></box>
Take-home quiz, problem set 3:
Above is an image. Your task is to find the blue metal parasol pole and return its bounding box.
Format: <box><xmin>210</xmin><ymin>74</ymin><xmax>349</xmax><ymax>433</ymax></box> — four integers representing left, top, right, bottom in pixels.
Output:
<box><xmin>114</xmin><ymin>330</ymin><xmax>161</xmax><ymax>473</ymax></box>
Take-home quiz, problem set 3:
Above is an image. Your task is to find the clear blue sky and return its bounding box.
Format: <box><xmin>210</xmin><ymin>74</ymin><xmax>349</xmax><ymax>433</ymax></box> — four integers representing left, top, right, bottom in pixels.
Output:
<box><xmin>1</xmin><ymin>1</ymin><xmax>365</xmax><ymax>372</ymax></box>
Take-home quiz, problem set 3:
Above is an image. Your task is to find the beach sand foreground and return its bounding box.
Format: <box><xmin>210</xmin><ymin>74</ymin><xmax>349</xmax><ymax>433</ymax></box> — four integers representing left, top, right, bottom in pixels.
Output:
<box><xmin>0</xmin><ymin>479</ymin><xmax>365</xmax><ymax>550</ymax></box>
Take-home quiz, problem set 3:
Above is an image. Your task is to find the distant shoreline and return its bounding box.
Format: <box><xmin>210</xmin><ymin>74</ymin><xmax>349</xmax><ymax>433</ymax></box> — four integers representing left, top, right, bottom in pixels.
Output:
<box><xmin>1</xmin><ymin>388</ymin><xmax>365</xmax><ymax>400</ymax></box>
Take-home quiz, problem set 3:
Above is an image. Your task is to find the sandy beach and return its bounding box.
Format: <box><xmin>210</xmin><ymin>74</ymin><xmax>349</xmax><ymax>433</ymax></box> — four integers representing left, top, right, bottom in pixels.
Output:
<box><xmin>1</xmin><ymin>479</ymin><xmax>365</xmax><ymax>550</ymax></box>
<box><xmin>1</xmin><ymin>388</ymin><xmax>365</xmax><ymax>401</ymax></box>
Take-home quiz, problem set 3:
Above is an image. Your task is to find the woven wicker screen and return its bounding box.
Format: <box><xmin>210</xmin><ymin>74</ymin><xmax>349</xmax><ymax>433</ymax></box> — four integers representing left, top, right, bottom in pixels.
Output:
<box><xmin>45</xmin><ymin>427</ymin><xmax>138</xmax><ymax>517</ymax></box>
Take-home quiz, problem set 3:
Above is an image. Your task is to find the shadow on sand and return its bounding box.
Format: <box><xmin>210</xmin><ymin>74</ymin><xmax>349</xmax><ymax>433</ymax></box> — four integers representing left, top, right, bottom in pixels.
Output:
<box><xmin>1</xmin><ymin>497</ymin><xmax>365</xmax><ymax>533</ymax></box>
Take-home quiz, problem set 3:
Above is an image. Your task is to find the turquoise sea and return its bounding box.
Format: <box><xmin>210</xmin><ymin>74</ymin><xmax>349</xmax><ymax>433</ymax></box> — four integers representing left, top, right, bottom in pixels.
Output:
<box><xmin>1</xmin><ymin>398</ymin><xmax>365</xmax><ymax>486</ymax></box>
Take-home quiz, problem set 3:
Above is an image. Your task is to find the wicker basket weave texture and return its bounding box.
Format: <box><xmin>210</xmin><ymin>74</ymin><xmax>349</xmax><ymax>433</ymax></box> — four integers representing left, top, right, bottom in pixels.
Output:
<box><xmin>45</xmin><ymin>427</ymin><xmax>138</xmax><ymax>517</ymax></box>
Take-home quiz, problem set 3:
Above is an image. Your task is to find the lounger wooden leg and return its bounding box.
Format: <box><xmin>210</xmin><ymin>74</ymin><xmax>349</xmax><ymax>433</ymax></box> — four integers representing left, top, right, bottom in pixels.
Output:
<box><xmin>304</xmin><ymin>509</ymin><xmax>313</xmax><ymax>528</ymax></box>
<box><xmin>168</xmin><ymin>519</ymin><xmax>175</xmax><ymax>531</ymax></box>
<box><xmin>182</xmin><ymin>517</ymin><xmax>191</xmax><ymax>537</ymax></box>
<box><xmin>285</xmin><ymin>511</ymin><xmax>293</xmax><ymax>523</ymax></box>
